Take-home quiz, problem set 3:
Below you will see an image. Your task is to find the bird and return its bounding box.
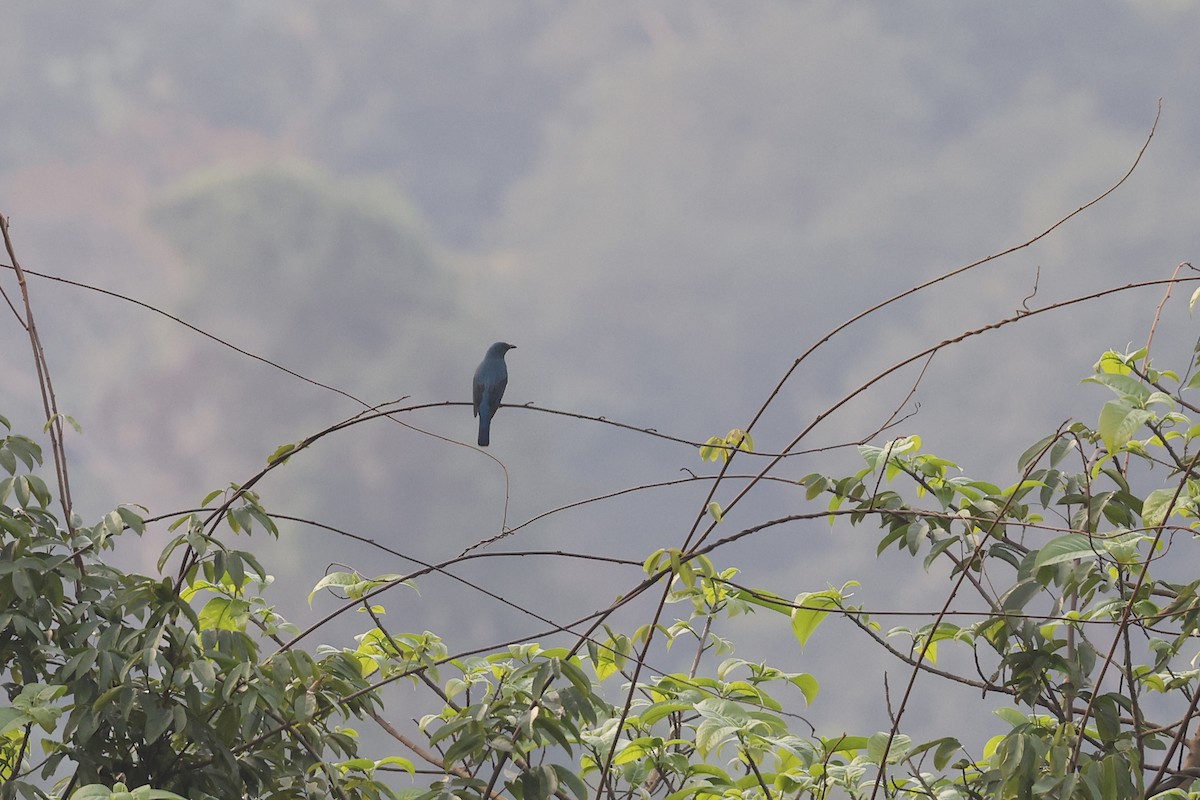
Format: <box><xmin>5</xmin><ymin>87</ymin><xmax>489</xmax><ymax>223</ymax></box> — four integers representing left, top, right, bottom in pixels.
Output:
<box><xmin>472</xmin><ymin>342</ymin><xmax>515</xmax><ymax>447</ymax></box>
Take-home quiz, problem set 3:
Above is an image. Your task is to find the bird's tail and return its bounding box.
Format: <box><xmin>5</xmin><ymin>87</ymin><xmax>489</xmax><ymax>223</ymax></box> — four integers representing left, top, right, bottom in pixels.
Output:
<box><xmin>478</xmin><ymin>417</ymin><xmax>490</xmax><ymax>447</ymax></box>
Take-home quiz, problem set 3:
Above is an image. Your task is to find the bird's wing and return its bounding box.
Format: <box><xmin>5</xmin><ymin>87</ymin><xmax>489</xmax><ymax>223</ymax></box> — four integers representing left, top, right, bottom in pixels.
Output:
<box><xmin>472</xmin><ymin>373</ymin><xmax>484</xmax><ymax>417</ymax></box>
<box><xmin>482</xmin><ymin>373</ymin><xmax>508</xmax><ymax>413</ymax></box>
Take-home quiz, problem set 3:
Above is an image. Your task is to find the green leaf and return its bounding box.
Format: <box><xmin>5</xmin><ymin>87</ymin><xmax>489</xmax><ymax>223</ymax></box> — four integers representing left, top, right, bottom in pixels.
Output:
<box><xmin>1034</xmin><ymin>534</ymin><xmax>1103</xmax><ymax>568</ymax></box>
<box><xmin>309</xmin><ymin>571</ymin><xmax>360</xmax><ymax>604</ymax></box>
<box><xmin>732</xmin><ymin>588</ymin><xmax>792</xmax><ymax>616</ymax></box>
<box><xmin>551</xmin><ymin>763</ymin><xmax>589</xmax><ymax>800</ymax></box>
<box><xmin>11</xmin><ymin>684</ymin><xmax>67</xmax><ymax>733</ymax></box>
<box><xmin>515</xmin><ymin>764</ymin><xmax>557</xmax><ymax>800</ymax></box>
<box><xmin>1017</xmin><ymin>435</ymin><xmax>1056</xmax><ymax>471</ymax></box>
<box><xmin>1142</xmin><ymin>487</ymin><xmax>1182</xmax><ymax>528</ymax></box>
<box><xmin>699</xmin><ymin>436</ymin><xmax>725</xmax><ymax>463</ymax></box>
<box><xmin>640</xmin><ymin>702</ymin><xmax>694</xmax><ymax>726</ymax></box>
<box><xmin>994</xmin><ymin>706</ymin><xmax>1044</xmax><ymax>727</ymax></box>
<box><xmin>1094</xmin><ymin>350</ymin><xmax>1134</xmax><ymax>375</ymax></box>
<box><xmin>1000</xmin><ymin>579</ymin><xmax>1042</xmax><ymax>613</ymax></box>
<box><xmin>802</xmin><ymin>474</ymin><xmax>829</xmax><ymax>500</ymax></box>
<box><xmin>144</xmin><ymin>705</ymin><xmax>173</xmax><ymax>742</ymax></box>
<box><xmin>376</xmin><ymin>755</ymin><xmax>415</xmax><ymax>775</ymax></box>
<box><xmin>934</xmin><ymin>737</ymin><xmax>962</xmax><ymax>770</ymax></box>
<box><xmin>198</xmin><ymin>597</ymin><xmax>250</xmax><ymax>631</ymax></box>
<box><xmin>268</xmin><ymin>442</ymin><xmax>298</xmax><ymax>465</ymax></box>
<box><xmin>115</xmin><ymin>505</ymin><xmax>146</xmax><ymax>535</ymax></box>
<box><xmin>866</xmin><ymin>732</ymin><xmax>911</xmax><ymax>765</ymax></box>
<box><xmin>1097</xmin><ymin>400</ymin><xmax>1153</xmax><ymax>453</ymax></box>
<box><xmin>1049</xmin><ymin>436</ymin><xmax>1077</xmax><ymax>467</ymax></box>
<box><xmin>822</xmin><ymin>734</ymin><xmax>870</xmax><ymax>755</ymax></box>
<box><xmin>693</xmin><ymin>699</ymin><xmax>752</xmax><ymax>756</ymax></box>
<box><xmin>1083</xmin><ymin>372</ymin><xmax>1151</xmax><ymax>402</ymax></box>
<box><xmin>590</xmin><ymin>634</ymin><xmax>628</xmax><ymax>680</ymax></box>
<box><xmin>789</xmin><ymin>673</ymin><xmax>819</xmax><ymax>705</ymax></box>
<box><xmin>790</xmin><ymin>590</ymin><xmax>841</xmax><ymax>649</ymax></box>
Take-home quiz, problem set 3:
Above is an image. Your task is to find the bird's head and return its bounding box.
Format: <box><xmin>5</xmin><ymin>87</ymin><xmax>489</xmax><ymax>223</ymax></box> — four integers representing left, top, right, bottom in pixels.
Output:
<box><xmin>487</xmin><ymin>342</ymin><xmax>516</xmax><ymax>358</ymax></box>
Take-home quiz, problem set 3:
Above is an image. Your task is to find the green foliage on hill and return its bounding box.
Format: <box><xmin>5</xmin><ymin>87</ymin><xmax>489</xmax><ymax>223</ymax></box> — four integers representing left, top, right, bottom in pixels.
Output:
<box><xmin>147</xmin><ymin>164</ymin><xmax>452</xmax><ymax>361</ymax></box>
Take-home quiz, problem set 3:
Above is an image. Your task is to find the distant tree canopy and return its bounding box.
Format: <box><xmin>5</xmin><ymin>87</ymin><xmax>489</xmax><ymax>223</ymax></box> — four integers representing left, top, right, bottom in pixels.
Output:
<box><xmin>146</xmin><ymin>164</ymin><xmax>452</xmax><ymax>362</ymax></box>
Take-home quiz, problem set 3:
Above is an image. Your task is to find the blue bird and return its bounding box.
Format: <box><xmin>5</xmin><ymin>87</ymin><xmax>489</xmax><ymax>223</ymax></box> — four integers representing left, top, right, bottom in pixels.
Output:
<box><xmin>473</xmin><ymin>342</ymin><xmax>515</xmax><ymax>447</ymax></box>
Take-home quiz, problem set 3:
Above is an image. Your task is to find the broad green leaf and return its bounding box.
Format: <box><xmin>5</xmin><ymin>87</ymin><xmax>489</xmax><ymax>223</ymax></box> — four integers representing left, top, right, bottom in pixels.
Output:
<box><xmin>116</xmin><ymin>505</ymin><xmax>146</xmax><ymax>535</ymax></box>
<box><xmin>639</xmin><ymin>702</ymin><xmax>694</xmax><ymax>726</ymax></box>
<box><xmin>1049</xmin><ymin>436</ymin><xmax>1078</xmax><ymax>467</ymax></box>
<box><xmin>791</xmin><ymin>591</ymin><xmax>840</xmax><ymax>649</ymax></box>
<box><xmin>198</xmin><ymin>596</ymin><xmax>249</xmax><ymax>632</ymax></box>
<box><xmin>1083</xmin><ymin>372</ymin><xmax>1150</xmax><ymax>402</ymax></box>
<box><xmin>1000</xmin><ymin>579</ymin><xmax>1042</xmax><ymax>612</ymax></box>
<box><xmin>0</xmin><ymin>707</ymin><xmax>25</xmax><ymax>735</ymax></box>
<box><xmin>802</xmin><ymin>474</ymin><xmax>829</xmax><ymax>500</ymax></box>
<box><xmin>1017</xmin><ymin>435</ymin><xmax>1057</xmax><ymax>471</ymax></box>
<box><xmin>268</xmin><ymin>442</ymin><xmax>298</xmax><ymax>465</ymax></box>
<box><xmin>1002</xmin><ymin>479</ymin><xmax>1046</xmax><ymax>499</ymax></box>
<box><xmin>1094</xmin><ymin>350</ymin><xmax>1136</xmax><ymax>375</ymax></box>
<box><xmin>981</xmin><ymin>733</ymin><xmax>1006</xmax><ymax>760</ymax></box>
<box><xmin>590</xmin><ymin>636</ymin><xmax>627</xmax><ymax>680</ymax></box>
<box><xmin>790</xmin><ymin>673</ymin><xmax>819</xmax><ymax>705</ymax></box>
<box><xmin>309</xmin><ymin>571</ymin><xmax>359</xmax><ymax>604</ymax></box>
<box><xmin>1097</xmin><ymin>400</ymin><xmax>1153</xmax><ymax>453</ymax></box>
<box><xmin>551</xmin><ymin>763</ymin><xmax>588</xmax><ymax>800</ymax></box>
<box><xmin>934</xmin><ymin>737</ymin><xmax>962</xmax><ymax>770</ymax></box>
<box><xmin>376</xmin><ymin>755</ymin><xmax>415</xmax><ymax>775</ymax></box>
<box><xmin>820</xmin><ymin>734</ymin><xmax>870</xmax><ymax>757</ymax></box>
<box><xmin>733</xmin><ymin>588</ymin><xmax>792</xmax><ymax>616</ymax></box>
<box><xmin>699</xmin><ymin>436</ymin><xmax>725</xmax><ymax>462</ymax></box>
<box><xmin>613</xmin><ymin>736</ymin><xmax>662</xmax><ymax>765</ymax></box>
<box><xmin>144</xmin><ymin>705</ymin><xmax>173</xmax><ymax>743</ymax></box>
<box><xmin>994</xmin><ymin>707</ymin><xmax>1029</xmax><ymax>726</ymax></box>
<box><xmin>694</xmin><ymin>699</ymin><xmax>780</xmax><ymax>756</ymax></box>
<box><xmin>867</xmin><ymin>732</ymin><xmax>911</xmax><ymax>765</ymax></box>
<box><xmin>1034</xmin><ymin>534</ymin><xmax>1103</xmax><ymax>568</ymax></box>
<box><xmin>1142</xmin><ymin>487</ymin><xmax>1182</xmax><ymax>528</ymax></box>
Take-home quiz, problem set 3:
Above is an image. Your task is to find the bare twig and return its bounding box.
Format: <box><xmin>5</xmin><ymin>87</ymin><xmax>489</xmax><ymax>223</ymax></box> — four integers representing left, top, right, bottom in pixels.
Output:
<box><xmin>0</xmin><ymin>214</ymin><xmax>81</xmax><ymax>572</ymax></box>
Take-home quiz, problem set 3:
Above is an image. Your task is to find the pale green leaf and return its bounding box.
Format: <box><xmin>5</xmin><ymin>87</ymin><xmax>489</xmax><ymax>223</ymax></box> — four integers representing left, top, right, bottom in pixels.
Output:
<box><xmin>1142</xmin><ymin>487</ymin><xmax>1181</xmax><ymax>528</ymax></box>
<box><xmin>1098</xmin><ymin>400</ymin><xmax>1153</xmax><ymax>453</ymax></box>
<box><xmin>1034</xmin><ymin>534</ymin><xmax>1103</xmax><ymax>568</ymax></box>
<box><xmin>790</xmin><ymin>591</ymin><xmax>839</xmax><ymax>649</ymax></box>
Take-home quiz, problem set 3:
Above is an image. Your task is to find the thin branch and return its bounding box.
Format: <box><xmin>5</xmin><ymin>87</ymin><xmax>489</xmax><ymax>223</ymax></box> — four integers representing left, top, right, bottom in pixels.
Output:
<box><xmin>868</xmin><ymin>424</ymin><xmax>1067</xmax><ymax>799</ymax></box>
<box><xmin>0</xmin><ymin>215</ymin><xmax>80</xmax><ymax>570</ymax></box>
<box><xmin>742</xmin><ymin>98</ymin><xmax>1161</xmax><ymax>443</ymax></box>
<box><xmin>1075</xmin><ymin>446</ymin><xmax>1200</xmax><ymax>770</ymax></box>
<box><xmin>368</xmin><ymin>710</ymin><xmax>512</xmax><ymax>800</ymax></box>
